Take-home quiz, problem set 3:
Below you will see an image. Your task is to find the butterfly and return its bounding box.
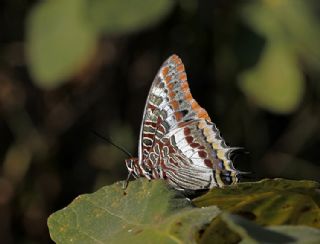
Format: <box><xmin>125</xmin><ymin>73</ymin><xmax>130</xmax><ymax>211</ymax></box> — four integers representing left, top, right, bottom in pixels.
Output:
<box><xmin>125</xmin><ymin>55</ymin><xmax>240</xmax><ymax>191</ymax></box>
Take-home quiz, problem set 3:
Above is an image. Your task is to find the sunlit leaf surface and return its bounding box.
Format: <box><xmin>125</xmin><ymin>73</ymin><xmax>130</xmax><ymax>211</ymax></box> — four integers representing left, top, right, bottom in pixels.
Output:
<box><xmin>48</xmin><ymin>179</ymin><xmax>220</xmax><ymax>243</ymax></box>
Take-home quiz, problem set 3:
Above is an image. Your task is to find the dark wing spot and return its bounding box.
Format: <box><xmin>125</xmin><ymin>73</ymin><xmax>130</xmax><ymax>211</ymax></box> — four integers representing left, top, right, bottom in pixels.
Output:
<box><xmin>198</xmin><ymin>151</ymin><xmax>208</xmax><ymax>158</ymax></box>
<box><xmin>204</xmin><ymin>159</ymin><xmax>213</xmax><ymax>168</ymax></box>
<box><xmin>190</xmin><ymin>143</ymin><xmax>200</xmax><ymax>148</ymax></box>
<box><xmin>180</xmin><ymin>109</ymin><xmax>189</xmax><ymax>116</ymax></box>
<box><xmin>185</xmin><ymin>136</ymin><xmax>194</xmax><ymax>144</ymax></box>
<box><xmin>143</xmin><ymin>138</ymin><xmax>153</xmax><ymax>146</ymax></box>
<box><xmin>184</xmin><ymin>127</ymin><xmax>191</xmax><ymax>136</ymax></box>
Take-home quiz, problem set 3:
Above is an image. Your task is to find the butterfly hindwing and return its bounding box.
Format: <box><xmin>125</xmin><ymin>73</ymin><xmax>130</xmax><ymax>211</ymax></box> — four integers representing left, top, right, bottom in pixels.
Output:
<box><xmin>163</xmin><ymin>120</ymin><xmax>238</xmax><ymax>189</ymax></box>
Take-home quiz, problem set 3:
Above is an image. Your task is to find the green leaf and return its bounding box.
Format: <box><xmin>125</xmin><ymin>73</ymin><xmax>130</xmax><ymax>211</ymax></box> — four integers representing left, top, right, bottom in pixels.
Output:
<box><xmin>48</xmin><ymin>179</ymin><xmax>221</xmax><ymax>243</ymax></box>
<box><xmin>26</xmin><ymin>0</ymin><xmax>97</xmax><ymax>89</ymax></box>
<box><xmin>241</xmin><ymin>0</ymin><xmax>320</xmax><ymax>68</ymax></box>
<box><xmin>26</xmin><ymin>0</ymin><xmax>174</xmax><ymax>89</ymax></box>
<box><xmin>239</xmin><ymin>41</ymin><xmax>304</xmax><ymax>113</ymax></box>
<box><xmin>222</xmin><ymin>213</ymin><xmax>320</xmax><ymax>244</ymax></box>
<box><xmin>193</xmin><ymin>178</ymin><xmax>320</xmax><ymax>227</ymax></box>
<box><xmin>193</xmin><ymin>178</ymin><xmax>320</xmax><ymax>243</ymax></box>
<box><xmin>88</xmin><ymin>0</ymin><xmax>175</xmax><ymax>34</ymax></box>
<box><xmin>238</xmin><ymin>0</ymin><xmax>317</xmax><ymax>113</ymax></box>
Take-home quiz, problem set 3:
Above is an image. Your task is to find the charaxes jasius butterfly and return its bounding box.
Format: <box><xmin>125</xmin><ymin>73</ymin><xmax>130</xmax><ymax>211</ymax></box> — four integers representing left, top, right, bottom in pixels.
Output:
<box><xmin>125</xmin><ymin>54</ymin><xmax>240</xmax><ymax>191</ymax></box>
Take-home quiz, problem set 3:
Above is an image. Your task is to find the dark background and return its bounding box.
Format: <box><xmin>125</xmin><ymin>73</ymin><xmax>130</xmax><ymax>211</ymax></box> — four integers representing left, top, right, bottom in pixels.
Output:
<box><xmin>0</xmin><ymin>0</ymin><xmax>319</xmax><ymax>243</ymax></box>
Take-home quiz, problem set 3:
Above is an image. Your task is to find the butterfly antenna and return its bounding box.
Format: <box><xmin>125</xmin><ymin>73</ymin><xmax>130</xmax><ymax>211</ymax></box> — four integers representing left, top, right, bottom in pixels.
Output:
<box><xmin>90</xmin><ymin>130</ymin><xmax>133</xmax><ymax>158</ymax></box>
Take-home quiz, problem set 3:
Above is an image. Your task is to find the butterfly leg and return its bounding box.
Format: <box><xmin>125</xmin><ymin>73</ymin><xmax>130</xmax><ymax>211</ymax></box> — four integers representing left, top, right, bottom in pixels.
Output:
<box><xmin>122</xmin><ymin>170</ymin><xmax>133</xmax><ymax>190</ymax></box>
<box><xmin>139</xmin><ymin>159</ymin><xmax>153</xmax><ymax>180</ymax></box>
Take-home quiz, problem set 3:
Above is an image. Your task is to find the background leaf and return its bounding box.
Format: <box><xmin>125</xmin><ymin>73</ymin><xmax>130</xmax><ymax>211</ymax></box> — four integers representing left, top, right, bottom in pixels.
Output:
<box><xmin>238</xmin><ymin>0</ymin><xmax>315</xmax><ymax>113</ymax></box>
<box><xmin>239</xmin><ymin>41</ymin><xmax>304</xmax><ymax>113</ymax></box>
<box><xmin>26</xmin><ymin>0</ymin><xmax>97</xmax><ymax>88</ymax></box>
<box><xmin>88</xmin><ymin>0</ymin><xmax>175</xmax><ymax>34</ymax></box>
<box><xmin>26</xmin><ymin>0</ymin><xmax>174</xmax><ymax>89</ymax></box>
<box><xmin>241</xmin><ymin>0</ymin><xmax>320</xmax><ymax>67</ymax></box>
<box><xmin>48</xmin><ymin>179</ymin><xmax>220</xmax><ymax>243</ymax></box>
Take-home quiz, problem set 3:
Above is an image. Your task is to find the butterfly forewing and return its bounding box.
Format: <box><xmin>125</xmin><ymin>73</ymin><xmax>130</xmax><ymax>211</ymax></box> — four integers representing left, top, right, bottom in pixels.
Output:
<box><xmin>138</xmin><ymin>56</ymin><xmax>208</xmax><ymax>161</ymax></box>
<box><xmin>132</xmin><ymin>54</ymin><xmax>239</xmax><ymax>190</ymax></box>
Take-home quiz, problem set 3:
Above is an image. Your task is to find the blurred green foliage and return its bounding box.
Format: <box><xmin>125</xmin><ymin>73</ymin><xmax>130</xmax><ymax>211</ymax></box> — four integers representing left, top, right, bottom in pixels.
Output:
<box><xmin>0</xmin><ymin>0</ymin><xmax>320</xmax><ymax>243</ymax></box>
<box><xmin>26</xmin><ymin>0</ymin><xmax>97</xmax><ymax>88</ymax></box>
<box><xmin>88</xmin><ymin>0</ymin><xmax>174</xmax><ymax>34</ymax></box>
<box><xmin>239</xmin><ymin>42</ymin><xmax>304</xmax><ymax>113</ymax></box>
<box><xmin>26</xmin><ymin>0</ymin><xmax>174</xmax><ymax>87</ymax></box>
<box><xmin>25</xmin><ymin>0</ymin><xmax>320</xmax><ymax>111</ymax></box>
<box><xmin>239</xmin><ymin>0</ymin><xmax>320</xmax><ymax>113</ymax></box>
